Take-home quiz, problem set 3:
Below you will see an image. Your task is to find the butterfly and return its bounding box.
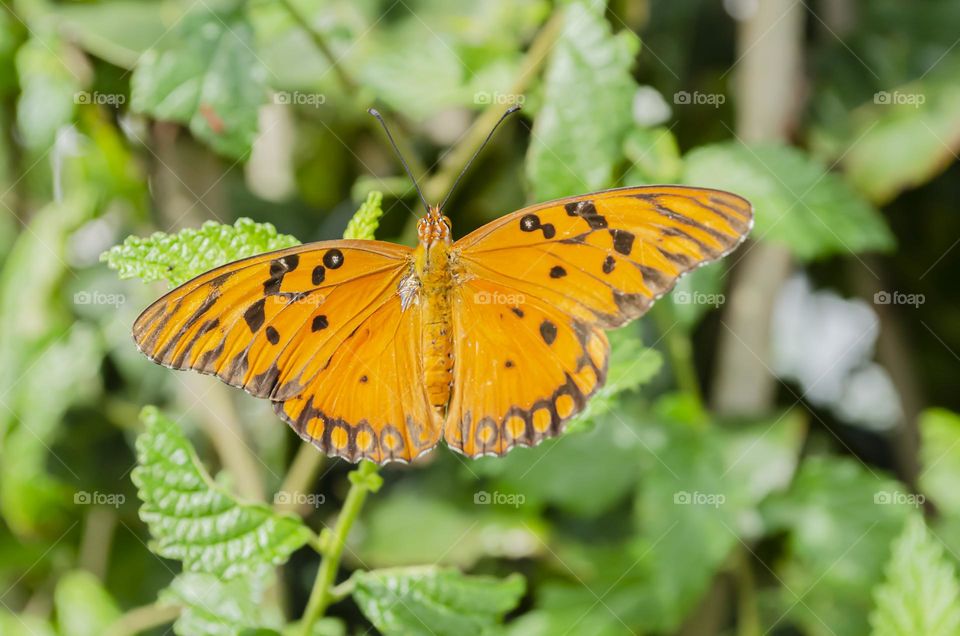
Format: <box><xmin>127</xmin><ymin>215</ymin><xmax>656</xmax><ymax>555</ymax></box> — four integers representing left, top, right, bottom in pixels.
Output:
<box><xmin>133</xmin><ymin>110</ymin><xmax>753</xmax><ymax>465</ymax></box>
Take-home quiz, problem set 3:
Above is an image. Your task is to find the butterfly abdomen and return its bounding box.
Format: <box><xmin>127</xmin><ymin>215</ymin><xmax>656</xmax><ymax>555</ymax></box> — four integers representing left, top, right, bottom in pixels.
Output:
<box><xmin>416</xmin><ymin>241</ymin><xmax>456</xmax><ymax>418</ymax></box>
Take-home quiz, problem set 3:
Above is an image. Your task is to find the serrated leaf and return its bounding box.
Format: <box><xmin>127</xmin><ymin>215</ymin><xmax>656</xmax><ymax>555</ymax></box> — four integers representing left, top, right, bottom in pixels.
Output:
<box><xmin>526</xmin><ymin>2</ymin><xmax>639</xmax><ymax>200</ymax></box>
<box><xmin>100</xmin><ymin>217</ymin><xmax>300</xmax><ymax>287</ymax></box>
<box><xmin>870</xmin><ymin>513</ymin><xmax>960</xmax><ymax>636</ymax></box>
<box><xmin>162</xmin><ymin>573</ymin><xmax>283</xmax><ymax>636</ymax></box>
<box><xmin>54</xmin><ymin>570</ymin><xmax>121</xmax><ymax>636</ymax></box>
<box><xmin>919</xmin><ymin>408</ymin><xmax>960</xmax><ymax>517</ymax></box>
<box><xmin>351</xmin><ymin>567</ymin><xmax>525</xmax><ymax>636</ymax></box>
<box><xmin>682</xmin><ymin>141</ymin><xmax>895</xmax><ymax>260</ymax></box>
<box><xmin>130</xmin><ymin>6</ymin><xmax>267</xmax><ymax>159</ymax></box>
<box><xmin>132</xmin><ymin>406</ymin><xmax>312</xmax><ymax>578</ymax></box>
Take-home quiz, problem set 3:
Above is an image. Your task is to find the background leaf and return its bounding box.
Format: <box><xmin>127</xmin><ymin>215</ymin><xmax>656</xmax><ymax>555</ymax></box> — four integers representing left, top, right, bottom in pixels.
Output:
<box><xmin>100</xmin><ymin>217</ymin><xmax>300</xmax><ymax>287</ymax></box>
<box><xmin>351</xmin><ymin>567</ymin><xmax>525</xmax><ymax>636</ymax></box>
<box><xmin>870</xmin><ymin>513</ymin><xmax>960</xmax><ymax>636</ymax></box>
<box><xmin>130</xmin><ymin>6</ymin><xmax>267</xmax><ymax>159</ymax></box>
<box><xmin>525</xmin><ymin>1</ymin><xmax>639</xmax><ymax>200</ymax></box>
<box><xmin>682</xmin><ymin>141</ymin><xmax>895</xmax><ymax>260</ymax></box>
<box><xmin>132</xmin><ymin>406</ymin><xmax>313</xmax><ymax>579</ymax></box>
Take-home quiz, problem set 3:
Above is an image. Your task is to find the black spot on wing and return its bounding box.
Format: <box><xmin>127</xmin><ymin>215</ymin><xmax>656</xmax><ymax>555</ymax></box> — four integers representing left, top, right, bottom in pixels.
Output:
<box><xmin>539</xmin><ymin>319</ymin><xmax>558</xmax><ymax>345</ymax></box>
<box><xmin>610</xmin><ymin>229</ymin><xmax>635</xmax><ymax>255</ymax></box>
<box><xmin>311</xmin><ymin>315</ymin><xmax>329</xmax><ymax>332</ymax></box>
<box><xmin>265</xmin><ymin>326</ymin><xmax>280</xmax><ymax>345</ymax></box>
<box><xmin>312</xmin><ymin>265</ymin><xmax>326</xmax><ymax>285</ymax></box>
<box><xmin>323</xmin><ymin>249</ymin><xmax>344</xmax><ymax>269</ymax></box>
<box><xmin>511</xmin><ymin>307</ymin><xmax>524</xmax><ymax>318</ymax></box>
<box><xmin>243</xmin><ymin>298</ymin><xmax>266</xmax><ymax>332</ymax></box>
<box><xmin>519</xmin><ymin>213</ymin><xmax>556</xmax><ymax>239</ymax></box>
<box><xmin>549</xmin><ymin>265</ymin><xmax>567</xmax><ymax>279</ymax></box>
<box><xmin>602</xmin><ymin>255</ymin><xmax>616</xmax><ymax>274</ymax></box>
<box><xmin>564</xmin><ymin>200</ymin><xmax>608</xmax><ymax>229</ymax></box>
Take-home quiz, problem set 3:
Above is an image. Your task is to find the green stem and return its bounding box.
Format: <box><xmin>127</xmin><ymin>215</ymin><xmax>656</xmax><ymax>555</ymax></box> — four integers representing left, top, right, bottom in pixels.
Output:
<box><xmin>651</xmin><ymin>303</ymin><xmax>705</xmax><ymax>415</ymax></box>
<box><xmin>299</xmin><ymin>461</ymin><xmax>382</xmax><ymax>635</ymax></box>
<box><xmin>278</xmin><ymin>0</ymin><xmax>357</xmax><ymax>92</ymax></box>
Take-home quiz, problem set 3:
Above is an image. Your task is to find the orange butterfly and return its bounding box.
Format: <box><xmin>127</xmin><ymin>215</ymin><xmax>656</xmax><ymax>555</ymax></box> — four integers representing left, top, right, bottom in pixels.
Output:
<box><xmin>133</xmin><ymin>109</ymin><xmax>752</xmax><ymax>464</ymax></box>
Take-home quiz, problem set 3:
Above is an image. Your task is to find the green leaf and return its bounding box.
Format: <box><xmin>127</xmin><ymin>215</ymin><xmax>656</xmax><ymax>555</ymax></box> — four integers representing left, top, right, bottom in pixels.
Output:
<box><xmin>761</xmin><ymin>456</ymin><xmax>913</xmax><ymax>636</ymax></box>
<box><xmin>919</xmin><ymin>408</ymin><xmax>960</xmax><ymax>517</ymax></box>
<box><xmin>162</xmin><ymin>573</ymin><xmax>283</xmax><ymax>636</ymax></box>
<box><xmin>132</xmin><ymin>406</ymin><xmax>313</xmax><ymax>578</ymax></box>
<box><xmin>343</xmin><ymin>191</ymin><xmax>385</xmax><ymax>240</ymax></box>
<box><xmin>682</xmin><ymin>141</ymin><xmax>895</xmax><ymax>260</ymax></box>
<box><xmin>526</xmin><ymin>2</ymin><xmax>639</xmax><ymax>200</ymax></box>
<box><xmin>100</xmin><ymin>217</ymin><xmax>300</xmax><ymax>287</ymax></box>
<box><xmin>15</xmin><ymin>35</ymin><xmax>81</xmax><ymax>152</ymax></box>
<box><xmin>622</xmin><ymin>126</ymin><xmax>683</xmax><ymax>185</ymax></box>
<box><xmin>1</xmin><ymin>324</ymin><xmax>102</xmax><ymax>536</ymax></box>
<box><xmin>130</xmin><ymin>6</ymin><xmax>267</xmax><ymax>159</ymax></box>
<box><xmin>811</xmin><ymin>70</ymin><xmax>960</xmax><ymax>204</ymax></box>
<box><xmin>351</xmin><ymin>567</ymin><xmax>525</xmax><ymax>636</ymax></box>
<box><xmin>54</xmin><ymin>570</ymin><xmax>121</xmax><ymax>636</ymax></box>
<box><xmin>870</xmin><ymin>513</ymin><xmax>960</xmax><ymax>636</ymax></box>
<box><xmin>0</xmin><ymin>612</ymin><xmax>56</xmax><ymax>636</ymax></box>
<box><xmin>354</xmin><ymin>491</ymin><xmax>545</xmax><ymax>569</ymax></box>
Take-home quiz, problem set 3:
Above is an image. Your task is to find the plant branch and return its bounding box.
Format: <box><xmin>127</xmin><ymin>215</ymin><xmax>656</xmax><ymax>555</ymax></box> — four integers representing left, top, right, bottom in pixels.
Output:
<box><xmin>422</xmin><ymin>11</ymin><xmax>564</xmax><ymax>204</ymax></box>
<box><xmin>104</xmin><ymin>602</ymin><xmax>182</xmax><ymax>636</ymax></box>
<box><xmin>278</xmin><ymin>0</ymin><xmax>357</xmax><ymax>92</ymax></box>
<box><xmin>299</xmin><ymin>461</ymin><xmax>382</xmax><ymax>635</ymax></box>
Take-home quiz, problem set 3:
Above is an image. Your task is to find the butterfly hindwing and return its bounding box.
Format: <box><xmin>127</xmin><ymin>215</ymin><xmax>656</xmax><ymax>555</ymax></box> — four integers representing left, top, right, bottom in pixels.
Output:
<box><xmin>443</xmin><ymin>277</ymin><xmax>609</xmax><ymax>457</ymax></box>
<box><xmin>133</xmin><ymin>240</ymin><xmax>439</xmax><ymax>463</ymax></box>
<box><xmin>455</xmin><ymin>185</ymin><xmax>753</xmax><ymax>328</ymax></box>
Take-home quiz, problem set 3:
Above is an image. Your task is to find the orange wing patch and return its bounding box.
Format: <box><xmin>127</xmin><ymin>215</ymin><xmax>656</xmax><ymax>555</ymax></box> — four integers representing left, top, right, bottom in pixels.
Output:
<box><xmin>455</xmin><ymin>185</ymin><xmax>753</xmax><ymax>328</ymax></box>
<box><xmin>443</xmin><ymin>277</ymin><xmax>608</xmax><ymax>458</ymax></box>
<box><xmin>133</xmin><ymin>239</ymin><xmax>437</xmax><ymax>463</ymax></box>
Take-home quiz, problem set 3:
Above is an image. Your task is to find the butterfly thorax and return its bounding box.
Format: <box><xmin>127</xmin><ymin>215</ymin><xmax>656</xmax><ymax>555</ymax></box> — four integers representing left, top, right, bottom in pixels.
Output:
<box><xmin>414</xmin><ymin>208</ymin><xmax>457</xmax><ymax>419</ymax></box>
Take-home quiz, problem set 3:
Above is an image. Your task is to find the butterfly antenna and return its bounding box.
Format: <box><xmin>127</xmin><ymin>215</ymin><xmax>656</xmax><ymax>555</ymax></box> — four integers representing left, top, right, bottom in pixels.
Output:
<box><xmin>439</xmin><ymin>105</ymin><xmax>522</xmax><ymax>214</ymax></box>
<box><xmin>368</xmin><ymin>108</ymin><xmax>431</xmax><ymax>214</ymax></box>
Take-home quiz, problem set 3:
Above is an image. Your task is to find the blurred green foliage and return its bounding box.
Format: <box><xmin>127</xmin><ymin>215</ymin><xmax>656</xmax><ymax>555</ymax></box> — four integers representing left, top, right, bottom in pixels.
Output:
<box><xmin>1</xmin><ymin>0</ymin><xmax>959</xmax><ymax>635</ymax></box>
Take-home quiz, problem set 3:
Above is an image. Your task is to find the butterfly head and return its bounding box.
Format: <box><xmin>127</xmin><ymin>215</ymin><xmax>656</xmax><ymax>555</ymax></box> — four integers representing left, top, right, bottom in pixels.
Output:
<box><xmin>418</xmin><ymin>206</ymin><xmax>452</xmax><ymax>246</ymax></box>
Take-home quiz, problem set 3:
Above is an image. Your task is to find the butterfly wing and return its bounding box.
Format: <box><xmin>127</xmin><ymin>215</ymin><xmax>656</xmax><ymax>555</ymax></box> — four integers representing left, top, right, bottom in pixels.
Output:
<box><xmin>453</xmin><ymin>185</ymin><xmax>753</xmax><ymax>328</ymax></box>
<box><xmin>444</xmin><ymin>277</ymin><xmax>609</xmax><ymax>457</ymax></box>
<box><xmin>444</xmin><ymin>186</ymin><xmax>752</xmax><ymax>456</ymax></box>
<box><xmin>133</xmin><ymin>240</ymin><xmax>439</xmax><ymax>463</ymax></box>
